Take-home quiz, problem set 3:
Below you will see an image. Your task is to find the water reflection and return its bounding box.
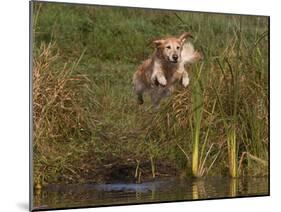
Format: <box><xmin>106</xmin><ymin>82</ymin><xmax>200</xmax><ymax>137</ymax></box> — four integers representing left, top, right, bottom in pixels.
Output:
<box><xmin>33</xmin><ymin>176</ymin><xmax>268</xmax><ymax>210</ymax></box>
<box><xmin>192</xmin><ymin>180</ymin><xmax>206</xmax><ymax>199</ymax></box>
<box><xmin>229</xmin><ymin>178</ymin><xmax>238</xmax><ymax>197</ymax></box>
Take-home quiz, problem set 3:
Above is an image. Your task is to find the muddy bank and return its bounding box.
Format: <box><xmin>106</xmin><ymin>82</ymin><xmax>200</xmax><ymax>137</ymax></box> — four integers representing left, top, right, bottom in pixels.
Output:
<box><xmin>36</xmin><ymin>158</ymin><xmax>179</xmax><ymax>188</ymax></box>
<box><xmin>70</xmin><ymin>160</ymin><xmax>178</xmax><ymax>184</ymax></box>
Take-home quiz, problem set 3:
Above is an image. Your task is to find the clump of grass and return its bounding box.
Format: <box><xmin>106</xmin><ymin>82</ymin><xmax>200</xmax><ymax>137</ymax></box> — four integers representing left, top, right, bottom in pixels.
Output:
<box><xmin>33</xmin><ymin>42</ymin><xmax>98</xmax><ymax>185</ymax></box>
<box><xmin>211</xmin><ymin>18</ymin><xmax>269</xmax><ymax>177</ymax></box>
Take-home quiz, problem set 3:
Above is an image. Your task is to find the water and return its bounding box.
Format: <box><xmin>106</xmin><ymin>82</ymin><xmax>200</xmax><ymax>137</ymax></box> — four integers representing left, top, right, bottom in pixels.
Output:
<box><xmin>33</xmin><ymin>176</ymin><xmax>268</xmax><ymax>210</ymax></box>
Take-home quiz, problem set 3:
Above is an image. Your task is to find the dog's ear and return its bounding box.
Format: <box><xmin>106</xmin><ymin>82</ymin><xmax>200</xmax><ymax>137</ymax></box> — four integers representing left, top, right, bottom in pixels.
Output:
<box><xmin>178</xmin><ymin>32</ymin><xmax>193</xmax><ymax>45</ymax></box>
<box><xmin>153</xmin><ymin>39</ymin><xmax>165</xmax><ymax>48</ymax></box>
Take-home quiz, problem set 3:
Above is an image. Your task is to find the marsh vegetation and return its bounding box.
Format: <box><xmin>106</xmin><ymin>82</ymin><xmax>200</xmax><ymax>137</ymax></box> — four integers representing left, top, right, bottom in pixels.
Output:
<box><xmin>32</xmin><ymin>3</ymin><xmax>269</xmax><ymax>188</ymax></box>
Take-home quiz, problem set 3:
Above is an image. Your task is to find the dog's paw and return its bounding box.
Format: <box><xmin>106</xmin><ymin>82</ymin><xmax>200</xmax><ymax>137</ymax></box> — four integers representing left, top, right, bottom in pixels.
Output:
<box><xmin>153</xmin><ymin>78</ymin><xmax>160</xmax><ymax>87</ymax></box>
<box><xmin>182</xmin><ymin>76</ymin><xmax>190</xmax><ymax>87</ymax></box>
<box><xmin>137</xmin><ymin>96</ymin><xmax>144</xmax><ymax>105</ymax></box>
<box><xmin>194</xmin><ymin>51</ymin><xmax>203</xmax><ymax>61</ymax></box>
<box><xmin>157</xmin><ymin>75</ymin><xmax>167</xmax><ymax>86</ymax></box>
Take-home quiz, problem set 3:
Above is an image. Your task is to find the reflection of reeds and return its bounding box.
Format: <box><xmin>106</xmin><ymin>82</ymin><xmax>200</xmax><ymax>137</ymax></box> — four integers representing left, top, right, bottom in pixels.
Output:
<box><xmin>192</xmin><ymin>183</ymin><xmax>199</xmax><ymax>200</ymax></box>
<box><xmin>192</xmin><ymin>180</ymin><xmax>206</xmax><ymax>199</ymax></box>
<box><xmin>229</xmin><ymin>178</ymin><xmax>238</xmax><ymax>197</ymax></box>
<box><xmin>135</xmin><ymin>190</ymin><xmax>142</xmax><ymax>201</ymax></box>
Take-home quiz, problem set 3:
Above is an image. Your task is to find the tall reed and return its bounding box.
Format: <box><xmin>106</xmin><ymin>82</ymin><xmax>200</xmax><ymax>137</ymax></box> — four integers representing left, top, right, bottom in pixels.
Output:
<box><xmin>191</xmin><ymin>64</ymin><xmax>204</xmax><ymax>177</ymax></box>
<box><xmin>227</xmin><ymin>126</ymin><xmax>238</xmax><ymax>177</ymax></box>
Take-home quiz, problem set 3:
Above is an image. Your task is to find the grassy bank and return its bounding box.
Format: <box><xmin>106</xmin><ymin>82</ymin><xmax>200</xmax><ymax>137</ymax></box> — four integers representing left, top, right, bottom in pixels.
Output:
<box><xmin>32</xmin><ymin>2</ymin><xmax>269</xmax><ymax>186</ymax></box>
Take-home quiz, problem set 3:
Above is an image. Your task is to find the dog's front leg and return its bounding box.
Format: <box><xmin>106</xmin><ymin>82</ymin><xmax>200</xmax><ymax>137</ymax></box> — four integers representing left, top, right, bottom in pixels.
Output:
<box><xmin>182</xmin><ymin>70</ymin><xmax>190</xmax><ymax>87</ymax></box>
<box><xmin>155</xmin><ymin>71</ymin><xmax>167</xmax><ymax>86</ymax></box>
<box><xmin>151</xmin><ymin>61</ymin><xmax>167</xmax><ymax>86</ymax></box>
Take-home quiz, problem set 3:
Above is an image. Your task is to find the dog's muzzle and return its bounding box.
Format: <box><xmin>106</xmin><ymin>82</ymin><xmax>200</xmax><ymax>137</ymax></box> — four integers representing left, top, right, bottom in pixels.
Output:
<box><xmin>171</xmin><ymin>54</ymin><xmax>178</xmax><ymax>63</ymax></box>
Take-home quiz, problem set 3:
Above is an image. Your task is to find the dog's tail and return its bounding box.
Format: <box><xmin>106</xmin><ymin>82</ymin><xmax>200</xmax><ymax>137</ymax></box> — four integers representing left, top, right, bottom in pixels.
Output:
<box><xmin>181</xmin><ymin>42</ymin><xmax>202</xmax><ymax>65</ymax></box>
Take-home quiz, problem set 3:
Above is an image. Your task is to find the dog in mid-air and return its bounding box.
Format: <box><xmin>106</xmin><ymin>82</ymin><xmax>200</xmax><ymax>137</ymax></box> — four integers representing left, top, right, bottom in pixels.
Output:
<box><xmin>133</xmin><ymin>32</ymin><xmax>202</xmax><ymax>106</ymax></box>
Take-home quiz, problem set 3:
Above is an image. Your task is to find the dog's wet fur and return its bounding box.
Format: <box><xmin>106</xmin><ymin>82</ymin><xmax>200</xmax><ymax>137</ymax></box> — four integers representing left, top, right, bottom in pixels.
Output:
<box><xmin>133</xmin><ymin>32</ymin><xmax>202</xmax><ymax>106</ymax></box>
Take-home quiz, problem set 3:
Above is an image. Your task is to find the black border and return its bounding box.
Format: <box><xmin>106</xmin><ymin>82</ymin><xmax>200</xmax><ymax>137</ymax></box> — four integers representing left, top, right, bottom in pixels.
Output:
<box><xmin>29</xmin><ymin>1</ymin><xmax>270</xmax><ymax>211</ymax></box>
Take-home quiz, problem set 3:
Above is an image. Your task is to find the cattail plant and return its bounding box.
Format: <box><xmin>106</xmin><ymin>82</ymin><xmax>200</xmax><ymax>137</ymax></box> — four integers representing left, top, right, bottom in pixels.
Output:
<box><xmin>191</xmin><ymin>64</ymin><xmax>204</xmax><ymax>177</ymax></box>
<box><xmin>227</xmin><ymin>126</ymin><xmax>238</xmax><ymax>177</ymax></box>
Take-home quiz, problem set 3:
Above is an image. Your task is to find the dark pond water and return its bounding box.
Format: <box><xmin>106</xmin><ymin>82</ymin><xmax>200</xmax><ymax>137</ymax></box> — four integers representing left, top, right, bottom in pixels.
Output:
<box><xmin>33</xmin><ymin>176</ymin><xmax>268</xmax><ymax>210</ymax></box>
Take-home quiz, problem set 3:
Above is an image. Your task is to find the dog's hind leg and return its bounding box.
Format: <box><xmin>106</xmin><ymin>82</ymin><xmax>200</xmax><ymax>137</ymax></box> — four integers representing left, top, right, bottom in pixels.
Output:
<box><xmin>133</xmin><ymin>79</ymin><xmax>145</xmax><ymax>105</ymax></box>
<box><xmin>151</xmin><ymin>95</ymin><xmax>160</xmax><ymax>107</ymax></box>
<box><xmin>150</xmin><ymin>88</ymin><xmax>163</xmax><ymax>108</ymax></box>
<box><xmin>134</xmin><ymin>87</ymin><xmax>145</xmax><ymax>105</ymax></box>
<box><xmin>136</xmin><ymin>93</ymin><xmax>144</xmax><ymax>105</ymax></box>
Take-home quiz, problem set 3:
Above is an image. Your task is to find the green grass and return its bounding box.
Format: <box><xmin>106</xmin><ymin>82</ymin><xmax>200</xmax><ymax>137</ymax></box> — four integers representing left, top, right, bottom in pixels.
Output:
<box><xmin>32</xmin><ymin>2</ymin><xmax>269</xmax><ymax>186</ymax></box>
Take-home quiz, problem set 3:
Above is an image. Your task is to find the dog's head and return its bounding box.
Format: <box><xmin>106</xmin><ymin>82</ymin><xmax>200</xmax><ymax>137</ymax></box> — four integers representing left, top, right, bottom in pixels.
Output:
<box><xmin>153</xmin><ymin>32</ymin><xmax>193</xmax><ymax>63</ymax></box>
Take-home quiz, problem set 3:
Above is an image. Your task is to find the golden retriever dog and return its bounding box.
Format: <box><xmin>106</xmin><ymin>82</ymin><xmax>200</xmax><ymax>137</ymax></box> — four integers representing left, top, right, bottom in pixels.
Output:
<box><xmin>133</xmin><ymin>32</ymin><xmax>202</xmax><ymax>106</ymax></box>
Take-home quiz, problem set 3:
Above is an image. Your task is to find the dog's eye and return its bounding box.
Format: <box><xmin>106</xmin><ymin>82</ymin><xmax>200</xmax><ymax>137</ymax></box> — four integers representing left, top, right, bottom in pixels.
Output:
<box><xmin>176</xmin><ymin>46</ymin><xmax>180</xmax><ymax>50</ymax></box>
<box><xmin>166</xmin><ymin>46</ymin><xmax>171</xmax><ymax>49</ymax></box>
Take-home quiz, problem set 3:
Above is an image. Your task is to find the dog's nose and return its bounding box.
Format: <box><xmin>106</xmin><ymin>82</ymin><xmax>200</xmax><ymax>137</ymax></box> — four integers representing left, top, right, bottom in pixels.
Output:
<box><xmin>172</xmin><ymin>54</ymin><xmax>178</xmax><ymax>61</ymax></box>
